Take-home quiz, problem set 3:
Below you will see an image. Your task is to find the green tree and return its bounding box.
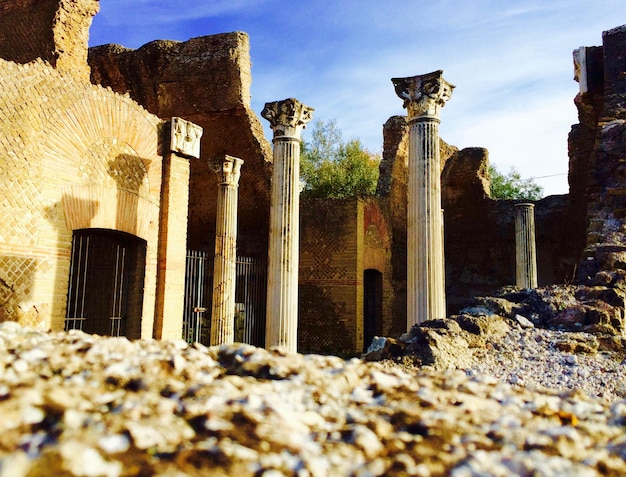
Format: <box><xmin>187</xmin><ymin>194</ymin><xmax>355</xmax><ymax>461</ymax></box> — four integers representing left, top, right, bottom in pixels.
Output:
<box><xmin>300</xmin><ymin>119</ymin><xmax>380</xmax><ymax>199</ymax></box>
<box><xmin>489</xmin><ymin>165</ymin><xmax>543</xmax><ymax>200</ymax></box>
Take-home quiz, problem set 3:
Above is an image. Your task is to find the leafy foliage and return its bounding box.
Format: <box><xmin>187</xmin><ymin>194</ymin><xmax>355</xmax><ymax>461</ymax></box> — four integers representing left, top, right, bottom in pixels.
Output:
<box><xmin>300</xmin><ymin>119</ymin><xmax>381</xmax><ymax>199</ymax></box>
<box><xmin>489</xmin><ymin>165</ymin><xmax>543</xmax><ymax>200</ymax></box>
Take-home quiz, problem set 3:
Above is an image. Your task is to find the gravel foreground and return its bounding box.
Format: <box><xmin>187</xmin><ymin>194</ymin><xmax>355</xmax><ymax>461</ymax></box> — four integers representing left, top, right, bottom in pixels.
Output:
<box><xmin>1</xmin><ymin>321</ymin><xmax>626</xmax><ymax>476</ymax></box>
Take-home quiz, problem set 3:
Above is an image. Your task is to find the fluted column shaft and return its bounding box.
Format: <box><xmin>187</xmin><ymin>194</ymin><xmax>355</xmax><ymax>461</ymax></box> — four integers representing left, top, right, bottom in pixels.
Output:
<box><xmin>515</xmin><ymin>203</ymin><xmax>538</xmax><ymax>289</ymax></box>
<box><xmin>393</xmin><ymin>71</ymin><xmax>454</xmax><ymax>329</ymax></box>
<box><xmin>210</xmin><ymin>156</ymin><xmax>243</xmax><ymax>345</ymax></box>
<box><xmin>262</xmin><ymin>98</ymin><xmax>314</xmax><ymax>352</ymax></box>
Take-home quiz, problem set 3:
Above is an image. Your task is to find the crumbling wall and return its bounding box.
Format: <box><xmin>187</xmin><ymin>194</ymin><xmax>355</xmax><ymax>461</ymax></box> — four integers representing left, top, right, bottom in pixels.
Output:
<box><xmin>378</xmin><ymin>116</ymin><xmax>585</xmax><ymax>321</ymax></box>
<box><xmin>577</xmin><ymin>26</ymin><xmax>626</xmax><ymax>285</ymax></box>
<box><xmin>88</xmin><ymin>33</ymin><xmax>273</xmax><ymax>257</ymax></box>
<box><xmin>0</xmin><ymin>0</ymin><xmax>99</xmax><ymax>81</ymax></box>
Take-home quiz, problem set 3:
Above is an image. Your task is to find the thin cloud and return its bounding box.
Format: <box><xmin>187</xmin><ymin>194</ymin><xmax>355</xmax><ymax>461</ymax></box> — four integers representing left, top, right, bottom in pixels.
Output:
<box><xmin>90</xmin><ymin>0</ymin><xmax>626</xmax><ymax>196</ymax></box>
<box><xmin>97</xmin><ymin>0</ymin><xmax>268</xmax><ymax>25</ymax></box>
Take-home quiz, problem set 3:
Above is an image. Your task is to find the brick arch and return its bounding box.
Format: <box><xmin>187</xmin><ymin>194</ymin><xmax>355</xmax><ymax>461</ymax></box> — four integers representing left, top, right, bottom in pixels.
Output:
<box><xmin>363</xmin><ymin>200</ymin><xmax>391</xmax><ymax>272</ymax></box>
<box><xmin>41</xmin><ymin>87</ymin><xmax>163</xmax><ymax>239</ymax></box>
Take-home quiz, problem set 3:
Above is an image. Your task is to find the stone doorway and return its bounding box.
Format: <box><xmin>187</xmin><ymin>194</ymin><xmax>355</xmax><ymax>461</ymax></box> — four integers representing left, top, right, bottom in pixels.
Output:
<box><xmin>64</xmin><ymin>229</ymin><xmax>146</xmax><ymax>338</ymax></box>
<box><xmin>364</xmin><ymin>269</ymin><xmax>383</xmax><ymax>352</ymax></box>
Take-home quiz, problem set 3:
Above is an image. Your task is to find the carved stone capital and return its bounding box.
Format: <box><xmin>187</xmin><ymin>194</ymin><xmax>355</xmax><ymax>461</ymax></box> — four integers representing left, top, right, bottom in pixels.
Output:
<box><xmin>211</xmin><ymin>155</ymin><xmax>243</xmax><ymax>187</ymax></box>
<box><xmin>392</xmin><ymin>71</ymin><xmax>454</xmax><ymax>120</ymax></box>
<box><xmin>261</xmin><ymin>98</ymin><xmax>314</xmax><ymax>139</ymax></box>
<box><xmin>170</xmin><ymin>117</ymin><xmax>203</xmax><ymax>158</ymax></box>
<box><xmin>573</xmin><ymin>47</ymin><xmax>589</xmax><ymax>94</ymax></box>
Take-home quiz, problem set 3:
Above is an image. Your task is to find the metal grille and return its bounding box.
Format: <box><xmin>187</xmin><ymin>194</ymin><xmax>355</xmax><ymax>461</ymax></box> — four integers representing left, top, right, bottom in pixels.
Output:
<box><xmin>182</xmin><ymin>250</ymin><xmax>213</xmax><ymax>344</ymax></box>
<box><xmin>65</xmin><ymin>230</ymin><xmax>140</xmax><ymax>337</ymax></box>
<box><xmin>183</xmin><ymin>251</ymin><xmax>267</xmax><ymax>346</ymax></box>
<box><xmin>235</xmin><ymin>256</ymin><xmax>267</xmax><ymax>347</ymax></box>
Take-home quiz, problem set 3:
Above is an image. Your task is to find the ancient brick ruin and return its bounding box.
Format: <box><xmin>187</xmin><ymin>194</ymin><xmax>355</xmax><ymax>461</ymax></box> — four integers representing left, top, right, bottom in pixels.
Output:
<box><xmin>0</xmin><ymin>0</ymin><xmax>624</xmax><ymax>354</ymax></box>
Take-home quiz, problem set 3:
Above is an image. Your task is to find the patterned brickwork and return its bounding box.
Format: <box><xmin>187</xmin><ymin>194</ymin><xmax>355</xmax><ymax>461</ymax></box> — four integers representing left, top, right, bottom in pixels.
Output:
<box><xmin>299</xmin><ymin>199</ymin><xmax>364</xmax><ymax>355</ymax></box>
<box><xmin>299</xmin><ymin>198</ymin><xmax>395</xmax><ymax>355</ymax></box>
<box><xmin>300</xmin><ymin>201</ymin><xmax>352</xmax><ymax>283</ymax></box>
<box><xmin>0</xmin><ymin>57</ymin><xmax>164</xmax><ymax>333</ymax></box>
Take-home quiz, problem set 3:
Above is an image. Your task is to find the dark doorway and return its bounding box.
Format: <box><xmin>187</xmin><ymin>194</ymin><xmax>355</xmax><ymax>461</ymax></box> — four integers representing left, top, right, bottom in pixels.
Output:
<box><xmin>65</xmin><ymin>229</ymin><xmax>146</xmax><ymax>338</ymax></box>
<box><xmin>363</xmin><ymin>269</ymin><xmax>383</xmax><ymax>352</ymax></box>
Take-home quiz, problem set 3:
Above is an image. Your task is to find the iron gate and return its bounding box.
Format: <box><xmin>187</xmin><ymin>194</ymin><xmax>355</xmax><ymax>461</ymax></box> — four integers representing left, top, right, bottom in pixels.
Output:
<box><xmin>182</xmin><ymin>251</ymin><xmax>267</xmax><ymax>347</ymax></box>
<box><xmin>65</xmin><ymin>229</ymin><xmax>146</xmax><ymax>337</ymax></box>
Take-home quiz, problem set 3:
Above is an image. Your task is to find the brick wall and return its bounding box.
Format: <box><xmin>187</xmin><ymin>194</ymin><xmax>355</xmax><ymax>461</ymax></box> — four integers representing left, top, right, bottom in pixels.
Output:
<box><xmin>299</xmin><ymin>198</ymin><xmax>393</xmax><ymax>355</ymax></box>
<box><xmin>0</xmin><ymin>58</ymin><xmax>164</xmax><ymax>334</ymax></box>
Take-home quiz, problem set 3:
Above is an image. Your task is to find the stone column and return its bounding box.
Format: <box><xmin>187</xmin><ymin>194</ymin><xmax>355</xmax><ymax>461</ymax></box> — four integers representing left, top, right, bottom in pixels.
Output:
<box><xmin>262</xmin><ymin>98</ymin><xmax>314</xmax><ymax>351</ymax></box>
<box><xmin>210</xmin><ymin>155</ymin><xmax>243</xmax><ymax>345</ymax></box>
<box><xmin>515</xmin><ymin>203</ymin><xmax>538</xmax><ymax>289</ymax></box>
<box><xmin>392</xmin><ymin>71</ymin><xmax>454</xmax><ymax>329</ymax></box>
<box><xmin>155</xmin><ymin>117</ymin><xmax>202</xmax><ymax>339</ymax></box>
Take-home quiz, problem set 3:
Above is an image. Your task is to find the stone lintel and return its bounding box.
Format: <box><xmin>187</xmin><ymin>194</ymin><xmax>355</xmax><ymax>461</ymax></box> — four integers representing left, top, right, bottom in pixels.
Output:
<box><xmin>392</xmin><ymin>70</ymin><xmax>455</xmax><ymax>120</ymax></box>
<box><xmin>261</xmin><ymin>98</ymin><xmax>314</xmax><ymax>140</ymax></box>
<box><xmin>170</xmin><ymin>117</ymin><xmax>203</xmax><ymax>158</ymax></box>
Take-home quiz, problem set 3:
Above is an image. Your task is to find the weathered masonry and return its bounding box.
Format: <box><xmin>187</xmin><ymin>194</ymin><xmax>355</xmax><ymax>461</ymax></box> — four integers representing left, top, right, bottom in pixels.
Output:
<box><xmin>1</xmin><ymin>0</ymin><xmax>626</xmax><ymax>355</ymax></box>
<box><xmin>0</xmin><ymin>0</ymin><xmax>201</xmax><ymax>339</ymax></box>
<box><xmin>88</xmin><ymin>28</ymin><xmax>274</xmax><ymax>348</ymax></box>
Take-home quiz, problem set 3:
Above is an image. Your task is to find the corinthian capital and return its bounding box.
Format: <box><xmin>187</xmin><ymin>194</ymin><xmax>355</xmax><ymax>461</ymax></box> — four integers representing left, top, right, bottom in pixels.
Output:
<box><xmin>261</xmin><ymin>98</ymin><xmax>314</xmax><ymax>139</ymax></box>
<box><xmin>210</xmin><ymin>155</ymin><xmax>243</xmax><ymax>186</ymax></box>
<box><xmin>392</xmin><ymin>71</ymin><xmax>454</xmax><ymax>120</ymax></box>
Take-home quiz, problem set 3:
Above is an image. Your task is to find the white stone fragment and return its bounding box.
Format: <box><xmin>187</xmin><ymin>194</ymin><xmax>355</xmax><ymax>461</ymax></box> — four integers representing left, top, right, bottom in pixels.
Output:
<box><xmin>515</xmin><ymin>314</ymin><xmax>535</xmax><ymax>329</ymax></box>
<box><xmin>98</xmin><ymin>434</ymin><xmax>131</xmax><ymax>454</ymax></box>
<box><xmin>60</xmin><ymin>441</ymin><xmax>122</xmax><ymax>477</ymax></box>
<box><xmin>0</xmin><ymin>451</ymin><xmax>30</xmax><ymax>477</ymax></box>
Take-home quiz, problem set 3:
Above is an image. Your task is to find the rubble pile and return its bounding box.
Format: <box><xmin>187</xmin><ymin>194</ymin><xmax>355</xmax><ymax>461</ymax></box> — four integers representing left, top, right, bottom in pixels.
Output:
<box><xmin>0</xmin><ymin>321</ymin><xmax>625</xmax><ymax>476</ymax></box>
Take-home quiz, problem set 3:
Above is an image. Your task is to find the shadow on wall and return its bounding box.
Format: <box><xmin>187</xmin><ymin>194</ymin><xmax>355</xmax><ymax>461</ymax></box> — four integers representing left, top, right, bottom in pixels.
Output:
<box><xmin>48</xmin><ymin>151</ymin><xmax>156</xmax><ymax>338</ymax></box>
<box><xmin>48</xmin><ymin>196</ymin><xmax>99</xmax><ymax>332</ymax></box>
<box><xmin>107</xmin><ymin>154</ymin><xmax>150</xmax><ymax>236</ymax></box>
<box><xmin>298</xmin><ymin>283</ymin><xmax>353</xmax><ymax>356</ymax></box>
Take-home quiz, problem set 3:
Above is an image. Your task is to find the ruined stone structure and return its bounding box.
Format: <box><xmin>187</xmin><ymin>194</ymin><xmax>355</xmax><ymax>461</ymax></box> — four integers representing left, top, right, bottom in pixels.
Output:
<box><xmin>573</xmin><ymin>26</ymin><xmax>626</xmax><ymax>285</ymax></box>
<box><xmin>0</xmin><ymin>0</ymin><xmax>199</xmax><ymax>339</ymax></box>
<box><xmin>378</xmin><ymin>118</ymin><xmax>584</xmax><ymax>329</ymax></box>
<box><xmin>0</xmin><ymin>0</ymin><xmax>98</xmax><ymax>82</ymax></box>
<box><xmin>1</xmin><ymin>0</ymin><xmax>625</xmax><ymax>355</ymax></box>
<box><xmin>373</xmin><ymin>24</ymin><xmax>626</xmax><ymax>336</ymax></box>
<box><xmin>88</xmin><ymin>32</ymin><xmax>273</xmax><ymax>258</ymax></box>
<box><xmin>88</xmin><ymin>28</ymin><xmax>274</xmax><ymax>347</ymax></box>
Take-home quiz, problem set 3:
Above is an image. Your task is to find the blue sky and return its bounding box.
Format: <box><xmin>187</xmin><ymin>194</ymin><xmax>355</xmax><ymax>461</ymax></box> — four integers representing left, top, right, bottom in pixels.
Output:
<box><xmin>89</xmin><ymin>1</ymin><xmax>625</xmax><ymax>196</ymax></box>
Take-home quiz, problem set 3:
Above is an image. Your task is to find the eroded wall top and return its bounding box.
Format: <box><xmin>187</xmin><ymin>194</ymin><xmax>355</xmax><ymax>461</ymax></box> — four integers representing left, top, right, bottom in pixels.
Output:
<box><xmin>89</xmin><ymin>32</ymin><xmax>252</xmax><ymax>117</ymax></box>
<box><xmin>89</xmin><ymin>32</ymin><xmax>273</xmax><ymax>255</ymax></box>
<box><xmin>0</xmin><ymin>0</ymin><xmax>99</xmax><ymax>81</ymax></box>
